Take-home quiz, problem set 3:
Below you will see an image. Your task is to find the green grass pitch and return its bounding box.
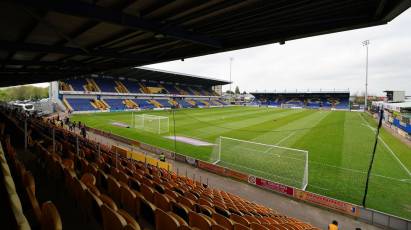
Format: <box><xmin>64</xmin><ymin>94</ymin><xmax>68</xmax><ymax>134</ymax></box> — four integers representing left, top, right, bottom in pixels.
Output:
<box><xmin>71</xmin><ymin>107</ymin><xmax>411</xmax><ymax>219</ymax></box>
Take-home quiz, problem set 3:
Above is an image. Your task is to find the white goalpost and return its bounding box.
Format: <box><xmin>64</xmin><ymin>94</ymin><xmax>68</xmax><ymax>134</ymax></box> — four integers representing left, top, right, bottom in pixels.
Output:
<box><xmin>281</xmin><ymin>103</ymin><xmax>303</xmax><ymax>109</ymax></box>
<box><xmin>133</xmin><ymin>114</ymin><xmax>169</xmax><ymax>134</ymax></box>
<box><xmin>212</xmin><ymin>136</ymin><xmax>308</xmax><ymax>190</ymax></box>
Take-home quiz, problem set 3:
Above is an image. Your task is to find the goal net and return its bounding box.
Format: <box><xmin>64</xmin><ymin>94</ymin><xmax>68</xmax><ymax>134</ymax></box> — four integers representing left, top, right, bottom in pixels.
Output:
<box><xmin>281</xmin><ymin>103</ymin><xmax>303</xmax><ymax>109</ymax></box>
<box><xmin>133</xmin><ymin>114</ymin><xmax>169</xmax><ymax>134</ymax></box>
<box><xmin>211</xmin><ymin>136</ymin><xmax>308</xmax><ymax>190</ymax></box>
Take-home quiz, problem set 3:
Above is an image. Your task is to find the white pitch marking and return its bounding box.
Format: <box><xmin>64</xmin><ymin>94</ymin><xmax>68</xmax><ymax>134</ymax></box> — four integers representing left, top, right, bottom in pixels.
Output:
<box><xmin>378</xmin><ymin>136</ymin><xmax>411</xmax><ymax>177</ymax></box>
<box><xmin>275</xmin><ymin>132</ymin><xmax>296</xmax><ymax>145</ymax></box>
<box><xmin>359</xmin><ymin>113</ymin><xmax>411</xmax><ymax>177</ymax></box>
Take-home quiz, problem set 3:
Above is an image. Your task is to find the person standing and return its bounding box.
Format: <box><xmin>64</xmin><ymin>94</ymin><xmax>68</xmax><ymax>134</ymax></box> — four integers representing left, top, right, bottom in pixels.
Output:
<box><xmin>328</xmin><ymin>220</ymin><xmax>338</xmax><ymax>230</ymax></box>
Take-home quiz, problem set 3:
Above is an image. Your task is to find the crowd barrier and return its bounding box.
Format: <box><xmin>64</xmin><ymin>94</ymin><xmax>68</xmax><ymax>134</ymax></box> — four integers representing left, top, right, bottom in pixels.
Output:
<box><xmin>111</xmin><ymin>144</ymin><xmax>172</xmax><ymax>171</ymax></box>
<box><xmin>82</xmin><ymin>124</ymin><xmax>411</xmax><ymax>230</ymax></box>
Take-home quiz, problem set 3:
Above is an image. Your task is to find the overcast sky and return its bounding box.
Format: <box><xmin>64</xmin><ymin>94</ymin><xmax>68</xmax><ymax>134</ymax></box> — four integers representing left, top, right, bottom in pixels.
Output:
<box><xmin>147</xmin><ymin>9</ymin><xmax>411</xmax><ymax>96</ymax></box>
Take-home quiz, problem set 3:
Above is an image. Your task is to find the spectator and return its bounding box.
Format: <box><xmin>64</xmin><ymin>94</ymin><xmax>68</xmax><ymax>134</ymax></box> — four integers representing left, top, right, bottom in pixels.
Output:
<box><xmin>328</xmin><ymin>220</ymin><xmax>338</xmax><ymax>230</ymax></box>
<box><xmin>81</xmin><ymin>125</ymin><xmax>87</xmax><ymax>138</ymax></box>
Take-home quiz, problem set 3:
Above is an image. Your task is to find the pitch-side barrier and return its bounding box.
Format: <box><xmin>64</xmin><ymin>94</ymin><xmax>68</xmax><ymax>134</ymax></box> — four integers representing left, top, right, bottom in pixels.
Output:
<box><xmin>85</xmin><ymin>126</ymin><xmax>411</xmax><ymax>230</ymax></box>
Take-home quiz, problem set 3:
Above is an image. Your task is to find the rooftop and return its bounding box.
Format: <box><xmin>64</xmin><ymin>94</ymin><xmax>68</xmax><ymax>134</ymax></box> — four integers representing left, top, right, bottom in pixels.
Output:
<box><xmin>0</xmin><ymin>0</ymin><xmax>409</xmax><ymax>87</ymax></box>
<box><xmin>93</xmin><ymin>67</ymin><xmax>230</xmax><ymax>86</ymax></box>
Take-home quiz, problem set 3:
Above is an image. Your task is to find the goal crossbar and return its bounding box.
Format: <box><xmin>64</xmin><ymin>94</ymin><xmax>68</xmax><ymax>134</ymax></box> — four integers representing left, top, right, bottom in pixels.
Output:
<box><xmin>132</xmin><ymin>113</ymin><xmax>169</xmax><ymax>134</ymax></box>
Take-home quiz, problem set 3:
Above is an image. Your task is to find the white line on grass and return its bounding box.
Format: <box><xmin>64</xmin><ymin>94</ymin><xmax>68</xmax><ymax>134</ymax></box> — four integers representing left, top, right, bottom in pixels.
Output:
<box><xmin>359</xmin><ymin>113</ymin><xmax>411</xmax><ymax>177</ymax></box>
<box><xmin>275</xmin><ymin>132</ymin><xmax>296</xmax><ymax>145</ymax></box>
<box><xmin>220</xmin><ymin>160</ymin><xmax>302</xmax><ymax>185</ymax></box>
<box><xmin>222</xmin><ymin>143</ymin><xmax>411</xmax><ymax>183</ymax></box>
<box><xmin>378</xmin><ymin>137</ymin><xmax>411</xmax><ymax>177</ymax></box>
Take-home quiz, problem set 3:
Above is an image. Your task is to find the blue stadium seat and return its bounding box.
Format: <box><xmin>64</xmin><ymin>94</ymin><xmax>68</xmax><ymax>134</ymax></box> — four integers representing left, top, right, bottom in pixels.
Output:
<box><xmin>123</xmin><ymin>80</ymin><xmax>141</xmax><ymax>93</ymax></box>
<box><xmin>163</xmin><ymin>84</ymin><xmax>181</xmax><ymax>94</ymax></box>
<box><xmin>177</xmin><ymin>99</ymin><xmax>193</xmax><ymax>108</ymax></box>
<box><xmin>133</xmin><ymin>99</ymin><xmax>155</xmax><ymax>109</ymax></box>
<box><xmin>66</xmin><ymin>98</ymin><xmax>97</xmax><ymax>111</ymax></box>
<box><xmin>105</xmin><ymin>99</ymin><xmax>126</xmax><ymax>110</ymax></box>
<box><xmin>155</xmin><ymin>99</ymin><xmax>172</xmax><ymax>107</ymax></box>
<box><xmin>94</xmin><ymin>79</ymin><xmax>117</xmax><ymax>92</ymax></box>
<box><xmin>65</xmin><ymin>79</ymin><xmax>86</xmax><ymax>91</ymax></box>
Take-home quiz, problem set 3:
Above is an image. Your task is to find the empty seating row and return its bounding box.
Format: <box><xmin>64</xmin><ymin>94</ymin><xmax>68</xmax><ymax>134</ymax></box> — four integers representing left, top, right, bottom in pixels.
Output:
<box><xmin>1</xmin><ymin>109</ymin><xmax>319</xmax><ymax>230</ymax></box>
<box><xmin>257</xmin><ymin>98</ymin><xmax>349</xmax><ymax>109</ymax></box>
<box><xmin>133</xmin><ymin>99</ymin><xmax>155</xmax><ymax>109</ymax></box>
<box><xmin>64</xmin><ymin>97</ymin><xmax>229</xmax><ymax>112</ymax></box>
<box><xmin>1</xmin><ymin>135</ymin><xmax>62</xmax><ymax>230</ymax></box>
<box><xmin>0</xmin><ymin>136</ymin><xmax>31</xmax><ymax>229</ymax></box>
<box><xmin>65</xmin><ymin>98</ymin><xmax>97</xmax><ymax>111</ymax></box>
<box><xmin>105</xmin><ymin>99</ymin><xmax>127</xmax><ymax>111</ymax></box>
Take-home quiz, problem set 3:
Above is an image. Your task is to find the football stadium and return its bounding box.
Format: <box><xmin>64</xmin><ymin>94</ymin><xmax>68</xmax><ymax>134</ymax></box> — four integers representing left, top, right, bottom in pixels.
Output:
<box><xmin>1</xmin><ymin>1</ymin><xmax>410</xmax><ymax>230</ymax></box>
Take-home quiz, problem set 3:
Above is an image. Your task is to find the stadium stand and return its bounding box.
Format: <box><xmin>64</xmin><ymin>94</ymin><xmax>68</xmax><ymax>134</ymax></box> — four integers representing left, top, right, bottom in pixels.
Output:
<box><xmin>0</xmin><ymin>107</ymin><xmax>321</xmax><ymax>230</ymax></box>
<box><xmin>57</xmin><ymin>68</ymin><xmax>228</xmax><ymax>113</ymax></box>
<box><xmin>156</xmin><ymin>99</ymin><xmax>173</xmax><ymax>108</ymax></box>
<box><xmin>64</xmin><ymin>79</ymin><xmax>87</xmax><ymax>92</ymax></box>
<box><xmin>104</xmin><ymin>99</ymin><xmax>127</xmax><ymax>111</ymax></box>
<box><xmin>1</xmin><ymin>1</ymin><xmax>410</xmax><ymax>229</ymax></box>
<box><xmin>133</xmin><ymin>99</ymin><xmax>155</xmax><ymax>110</ymax></box>
<box><xmin>252</xmin><ymin>91</ymin><xmax>350</xmax><ymax>110</ymax></box>
<box><xmin>65</xmin><ymin>98</ymin><xmax>97</xmax><ymax>112</ymax></box>
<box><xmin>94</xmin><ymin>79</ymin><xmax>117</xmax><ymax>93</ymax></box>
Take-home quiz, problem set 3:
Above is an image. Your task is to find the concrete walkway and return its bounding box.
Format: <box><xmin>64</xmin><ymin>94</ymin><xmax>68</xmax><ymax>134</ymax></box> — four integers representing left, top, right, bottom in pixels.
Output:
<box><xmin>83</xmin><ymin>129</ymin><xmax>381</xmax><ymax>230</ymax></box>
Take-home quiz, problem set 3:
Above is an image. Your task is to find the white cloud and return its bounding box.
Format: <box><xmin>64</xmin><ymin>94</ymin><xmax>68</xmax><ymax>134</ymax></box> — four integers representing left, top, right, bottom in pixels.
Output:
<box><xmin>147</xmin><ymin>9</ymin><xmax>411</xmax><ymax>96</ymax></box>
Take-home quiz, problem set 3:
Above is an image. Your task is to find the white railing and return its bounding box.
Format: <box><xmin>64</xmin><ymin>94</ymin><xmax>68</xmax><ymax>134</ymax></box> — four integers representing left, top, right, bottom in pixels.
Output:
<box><xmin>59</xmin><ymin>90</ymin><xmax>220</xmax><ymax>98</ymax></box>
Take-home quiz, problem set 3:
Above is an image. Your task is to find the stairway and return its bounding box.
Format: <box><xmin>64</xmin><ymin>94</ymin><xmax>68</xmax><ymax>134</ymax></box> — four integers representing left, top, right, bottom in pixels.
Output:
<box><xmin>159</xmin><ymin>84</ymin><xmax>170</xmax><ymax>94</ymax></box>
<box><xmin>91</xmin><ymin>99</ymin><xmax>110</xmax><ymax>110</ymax></box>
<box><xmin>149</xmin><ymin>99</ymin><xmax>162</xmax><ymax>108</ymax></box>
<box><xmin>200</xmin><ymin>100</ymin><xmax>210</xmax><ymax>106</ymax></box>
<box><xmin>185</xmin><ymin>99</ymin><xmax>196</xmax><ymax>106</ymax></box>
<box><xmin>60</xmin><ymin>81</ymin><xmax>73</xmax><ymax>91</ymax></box>
<box><xmin>115</xmin><ymin>81</ymin><xmax>129</xmax><ymax>93</ymax></box>
<box><xmin>188</xmin><ymin>87</ymin><xmax>201</xmax><ymax>95</ymax></box>
<box><xmin>168</xmin><ymin>99</ymin><xmax>178</xmax><ymax>106</ymax></box>
<box><xmin>124</xmin><ymin>99</ymin><xmax>138</xmax><ymax>109</ymax></box>
<box><xmin>84</xmin><ymin>79</ymin><xmax>100</xmax><ymax>92</ymax></box>
<box><xmin>138</xmin><ymin>83</ymin><xmax>151</xmax><ymax>94</ymax></box>
<box><xmin>175</xmin><ymin>86</ymin><xmax>189</xmax><ymax>95</ymax></box>
<box><xmin>62</xmin><ymin>98</ymin><xmax>73</xmax><ymax>111</ymax></box>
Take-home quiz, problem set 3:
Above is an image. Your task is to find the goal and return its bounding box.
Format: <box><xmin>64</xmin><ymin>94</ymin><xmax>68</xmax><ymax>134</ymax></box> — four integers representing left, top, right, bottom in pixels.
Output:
<box><xmin>281</xmin><ymin>103</ymin><xmax>303</xmax><ymax>109</ymax></box>
<box><xmin>211</xmin><ymin>136</ymin><xmax>308</xmax><ymax>190</ymax></box>
<box><xmin>133</xmin><ymin>114</ymin><xmax>169</xmax><ymax>134</ymax></box>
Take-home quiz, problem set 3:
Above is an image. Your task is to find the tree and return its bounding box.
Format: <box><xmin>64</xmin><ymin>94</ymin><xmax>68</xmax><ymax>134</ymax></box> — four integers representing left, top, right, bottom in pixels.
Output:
<box><xmin>225</xmin><ymin>90</ymin><xmax>234</xmax><ymax>94</ymax></box>
<box><xmin>235</xmin><ymin>86</ymin><xmax>240</xmax><ymax>94</ymax></box>
<box><xmin>0</xmin><ymin>85</ymin><xmax>49</xmax><ymax>101</ymax></box>
<box><xmin>242</xmin><ymin>91</ymin><xmax>247</xmax><ymax>95</ymax></box>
